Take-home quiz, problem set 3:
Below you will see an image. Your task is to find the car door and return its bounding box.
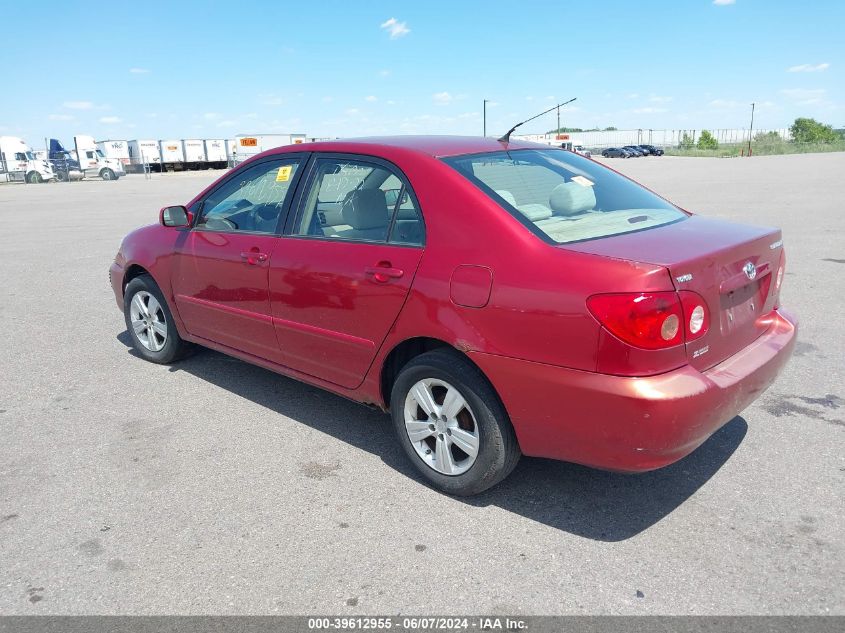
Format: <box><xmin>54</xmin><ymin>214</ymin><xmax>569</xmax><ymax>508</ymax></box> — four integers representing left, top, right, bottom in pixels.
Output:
<box><xmin>269</xmin><ymin>155</ymin><xmax>426</xmax><ymax>389</ymax></box>
<box><xmin>171</xmin><ymin>155</ymin><xmax>305</xmax><ymax>363</ymax></box>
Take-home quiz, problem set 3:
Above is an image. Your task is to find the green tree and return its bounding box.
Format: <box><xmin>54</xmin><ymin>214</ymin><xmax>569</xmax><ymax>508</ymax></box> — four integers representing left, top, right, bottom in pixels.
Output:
<box><xmin>790</xmin><ymin>117</ymin><xmax>838</xmax><ymax>143</ymax></box>
<box><xmin>697</xmin><ymin>130</ymin><xmax>719</xmax><ymax>150</ymax></box>
<box><xmin>679</xmin><ymin>133</ymin><xmax>694</xmax><ymax>149</ymax></box>
<box><xmin>603</xmin><ymin>126</ymin><xmax>618</xmax><ymax>131</ymax></box>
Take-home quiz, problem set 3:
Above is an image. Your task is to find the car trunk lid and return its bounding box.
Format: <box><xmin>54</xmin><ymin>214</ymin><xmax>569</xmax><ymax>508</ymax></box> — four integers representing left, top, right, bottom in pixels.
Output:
<box><xmin>565</xmin><ymin>215</ymin><xmax>783</xmax><ymax>370</ymax></box>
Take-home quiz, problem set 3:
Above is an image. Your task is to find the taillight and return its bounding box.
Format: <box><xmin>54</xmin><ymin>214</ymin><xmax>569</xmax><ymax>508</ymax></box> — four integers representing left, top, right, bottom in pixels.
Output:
<box><xmin>678</xmin><ymin>290</ymin><xmax>709</xmax><ymax>342</ymax></box>
<box><xmin>587</xmin><ymin>292</ymin><xmax>684</xmax><ymax>350</ymax></box>
<box><xmin>588</xmin><ymin>291</ymin><xmax>710</xmax><ymax>350</ymax></box>
<box><xmin>775</xmin><ymin>249</ymin><xmax>786</xmax><ymax>291</ymax></box>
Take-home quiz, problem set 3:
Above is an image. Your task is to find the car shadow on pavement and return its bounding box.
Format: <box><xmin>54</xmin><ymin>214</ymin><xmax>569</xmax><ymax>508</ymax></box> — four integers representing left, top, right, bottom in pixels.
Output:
<box><xmin>117</xmin><ymin>334</ymin><xmax>747</xmax><ymax>542</ymax></box>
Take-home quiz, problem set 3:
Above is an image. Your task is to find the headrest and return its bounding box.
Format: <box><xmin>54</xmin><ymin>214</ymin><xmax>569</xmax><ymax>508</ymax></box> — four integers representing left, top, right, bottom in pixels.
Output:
<box><xmin>495</xmin><ymin>190</ymin><xmax>517</xmax><ymax>206</ymax></box>
<box><xmin>495</xmin><ymin>190</ymin><xmax>552</xmax><ymax>221</ymax></box>
<box><xmin>342</xmin><ymin>189</ymin><xmax>388</xmax><ymax>229</ymax></box>
<box><xmin>549</xmin><ymin>182</ymin><xmax>596</xmax><ymax>216</ymax></box>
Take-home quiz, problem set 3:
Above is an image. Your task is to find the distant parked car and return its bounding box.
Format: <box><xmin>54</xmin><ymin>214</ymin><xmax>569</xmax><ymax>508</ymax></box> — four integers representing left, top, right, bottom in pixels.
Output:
<box><xmin>639</xmin><ymin>144</ymin><xmax>664</xmax><ymax>156</ymax></box>
<box><xmin>601</xmin><ymin>147</ymin><xmax>629</xmax><ymax>158</ymax></box>
<box><xmin>574</xmin><ymin>145</ymin><xmax>592</xmax><ymax>158</ymax></box>
<box><xmin>623</xmin><ymin>146</ymin><xmax>644</xmax><ymax>157</ymax></box>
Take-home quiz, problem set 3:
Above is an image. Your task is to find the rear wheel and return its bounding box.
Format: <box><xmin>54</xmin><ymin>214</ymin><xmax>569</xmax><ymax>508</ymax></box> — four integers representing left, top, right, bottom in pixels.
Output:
<box><xmin>390</xmin><ymin>349</ymin><xmax>520</xmax><ymax>496</ymax></box>
<box><xmin>101</xmin><ymin>168</ymin><xmax>115</xmax><ymax>181</ymax></box>
<box><xmin>123</xmin><ymin>275</ymin><xmax>191</xmax><ymax>364</ymax></box>
<box><xmin>55</xmin><ymin>169</ymin><xmax>67</xmax><ymax>182</ymax></box>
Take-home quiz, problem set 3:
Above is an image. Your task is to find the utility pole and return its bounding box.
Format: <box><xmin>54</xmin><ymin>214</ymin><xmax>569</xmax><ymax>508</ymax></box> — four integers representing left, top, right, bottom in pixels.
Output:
<box><xmin>483</xmin><ymin>99</ymin><xmax>489</xmax><ymax>137</ymax></box>
<box><xmin>748</xmin><ymin>102</ymin><xmax>755</xmax><ymax>156</ymax></box>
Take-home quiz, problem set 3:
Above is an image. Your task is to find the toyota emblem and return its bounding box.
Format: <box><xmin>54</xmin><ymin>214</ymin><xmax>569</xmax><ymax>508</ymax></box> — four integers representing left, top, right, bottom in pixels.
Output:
<box><xmin>743</xmin><ymin>261</ymin><xmax>757</xmax><ymax>281</ymax></box>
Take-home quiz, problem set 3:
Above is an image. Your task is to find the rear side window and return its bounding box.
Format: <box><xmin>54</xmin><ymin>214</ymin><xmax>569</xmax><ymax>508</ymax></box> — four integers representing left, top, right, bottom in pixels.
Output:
<box><xmin>293</xmin><ymin>158</ymin><xmax>424</xmax><ymax>245</ymax></box>
<box><xmin>444</xmin><ymin>149</ymin><xmax>686</xmax><ymax>244</ymax></box>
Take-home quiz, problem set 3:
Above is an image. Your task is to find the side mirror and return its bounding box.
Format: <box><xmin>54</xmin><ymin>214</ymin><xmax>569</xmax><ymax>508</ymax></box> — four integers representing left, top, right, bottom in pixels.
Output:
<box><xmin>160</xmin><ymin>205</ymin><xmax>193</xmax><ymax>228</ymax></box>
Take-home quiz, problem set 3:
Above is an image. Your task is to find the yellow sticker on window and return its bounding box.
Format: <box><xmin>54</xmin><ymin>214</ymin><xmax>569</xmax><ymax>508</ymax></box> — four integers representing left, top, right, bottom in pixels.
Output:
<box><xmin>571</xmin><ymin>175</ymin><xmax>594</xmax><ymax>187</ymax></box>
<box><xmin>275</xmin><ymin>165</ymin><xmax>292</xmax><ymax>182</ymax></box>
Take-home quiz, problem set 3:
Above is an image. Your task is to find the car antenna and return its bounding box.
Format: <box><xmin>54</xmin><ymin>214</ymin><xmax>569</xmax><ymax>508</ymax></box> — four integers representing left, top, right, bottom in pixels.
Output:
<box><xmin>498</xmin><ymin>97</ymin><xmax>577</xmax><ymax>143</ymax></box>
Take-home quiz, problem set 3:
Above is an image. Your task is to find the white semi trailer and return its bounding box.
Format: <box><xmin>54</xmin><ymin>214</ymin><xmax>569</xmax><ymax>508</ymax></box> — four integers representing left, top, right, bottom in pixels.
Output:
<box><xmin>96</xmin><ymin>140</ymin><xmax>131</xmax><ymax>166</ymax></box>
<box><xmin>182</xmin><ymin>139</ymin><xmax>206</xmax><ymax>168</ymax></box>
<box><xmin>158</xmin><ymin>140</ymin><xmax>185</xmax><ymax>171</ymax></box>
<box><xmin>231</xmin><ymin>134</ymin><xmax>307</xmax><ymax>164</ymax></box>
<box><xmin>127</xmin><ymin>140</ymin><xmax>162</xmax><ymax>172</ymax></box>
<box><xmin>204</xmin><ymin>139</ymin><xmax>227</xmax><ymax>168</ymax></box>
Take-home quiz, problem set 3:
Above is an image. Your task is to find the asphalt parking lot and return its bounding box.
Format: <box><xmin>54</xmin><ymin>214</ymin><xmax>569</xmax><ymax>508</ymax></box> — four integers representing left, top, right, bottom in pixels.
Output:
<box><xmin>0</xmin><ymin>153</ymin><xmax>843</xmax><ymax>615</ymax></box>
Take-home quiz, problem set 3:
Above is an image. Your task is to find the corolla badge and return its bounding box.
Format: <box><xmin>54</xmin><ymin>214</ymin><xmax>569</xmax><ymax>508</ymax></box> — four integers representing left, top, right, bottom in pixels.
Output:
<box><xmin>743</xmin><ymin>261</ymin><xmax>757</xmax><ymax>281</ymax></box>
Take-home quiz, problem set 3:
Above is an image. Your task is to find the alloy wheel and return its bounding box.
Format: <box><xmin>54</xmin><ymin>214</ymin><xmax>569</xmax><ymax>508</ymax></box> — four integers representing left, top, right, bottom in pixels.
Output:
<box><xmin>129</xmin><ymin>291</ymin><xmax>167</xmax><ymax>352</ymax></box>
<box><xmin>403</xmin><ymin>379</ymin><xmax>480</xmax><ymax>476</ymax></box>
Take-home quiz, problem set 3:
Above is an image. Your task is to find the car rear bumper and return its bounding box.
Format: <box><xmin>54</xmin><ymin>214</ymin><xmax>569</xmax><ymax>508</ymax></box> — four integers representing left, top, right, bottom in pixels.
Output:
<box><xmin>470</xmin><ymin>308</ymin><xmax>797</xmax><ymax>472</ymax></box>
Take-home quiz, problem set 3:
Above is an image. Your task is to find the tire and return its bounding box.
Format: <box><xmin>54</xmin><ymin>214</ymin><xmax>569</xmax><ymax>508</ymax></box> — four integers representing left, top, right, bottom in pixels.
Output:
<box><xmin>26</xmin><ymin>171</ymin><xmax>42</xmax><ymax>184</ymax></box>
<box><xmin>55</xmin><ymin>170</ymin><xmax>67</xmax><ymax>182</ymax></box>
<box><xmin>123</xmin><ymin>274</ymin><xmax>191</xmax><ymax>364</ymax></box>
<box><xmin>390</xmin><ymin>349</ymin><xmax>520</xmax><ymax>496</ymax></box>
<box><xmin>101</xmin><ymin>168</ymin><xmax>115</xmax><ymax>181</ymax></box>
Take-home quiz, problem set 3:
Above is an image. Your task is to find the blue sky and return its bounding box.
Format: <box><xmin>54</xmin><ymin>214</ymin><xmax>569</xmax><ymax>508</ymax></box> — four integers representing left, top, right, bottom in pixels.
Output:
<box><xmin>2</xmin><ymin>0</ymin><xmax>842</xmax><ymax>144</ymax></box>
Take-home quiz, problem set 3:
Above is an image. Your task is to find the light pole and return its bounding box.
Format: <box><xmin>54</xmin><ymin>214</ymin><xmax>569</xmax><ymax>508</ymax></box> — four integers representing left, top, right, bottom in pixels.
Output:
<box><xmin>483</xmin><ymin>99</ymin><xmax>489</xmax><ymax>137</ymax></box>
<box><xmin>748</xmin><ymin>102</ymin><xmax>755</xmax><ymax>156</ymax></box>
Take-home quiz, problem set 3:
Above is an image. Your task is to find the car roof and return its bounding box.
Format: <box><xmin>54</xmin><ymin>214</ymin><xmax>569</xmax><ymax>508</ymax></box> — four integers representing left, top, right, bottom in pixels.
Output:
<box><xmin>267</xmin><ymin>135</ymin><xmax>543</xmax><ymax>159</ymax></box>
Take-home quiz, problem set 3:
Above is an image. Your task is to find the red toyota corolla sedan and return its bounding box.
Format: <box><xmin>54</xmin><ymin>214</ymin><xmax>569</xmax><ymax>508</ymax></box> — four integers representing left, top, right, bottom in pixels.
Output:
<box><xmin>110</xmin><ymin>136</ymin><xmax>796</xmax><ymax>495</ymax></box>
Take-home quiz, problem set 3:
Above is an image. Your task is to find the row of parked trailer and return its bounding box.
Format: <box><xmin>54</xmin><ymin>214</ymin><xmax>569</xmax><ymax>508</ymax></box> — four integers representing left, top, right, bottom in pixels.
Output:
<box><xmin>1</xmin><ymin>133</ymin><xmax>312</xmax><ymax>183</ymax></box>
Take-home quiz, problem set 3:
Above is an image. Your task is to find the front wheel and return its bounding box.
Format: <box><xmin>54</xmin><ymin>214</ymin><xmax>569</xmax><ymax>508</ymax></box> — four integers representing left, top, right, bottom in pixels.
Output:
<box><xmin>124</xmin><ymin>275</ymin><xmax>191</xmax><ymax>364</ymax></box>
<box><xmin>101</xmin><ymin>168</ymin><xmax>116</xmax><ymax>181</ymax></box>
<box><xmin>26</xmin><ymin>171</ymin><xmax>43</xmax><ymax>184</ymax></box>
<box><xmin>390</xmin><ymin>349</ymin><xmax>520</xmax><ymax>496</ymax></box>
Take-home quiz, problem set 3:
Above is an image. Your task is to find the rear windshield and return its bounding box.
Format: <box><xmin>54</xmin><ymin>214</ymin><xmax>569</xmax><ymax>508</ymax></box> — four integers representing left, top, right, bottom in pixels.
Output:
<box><xmin>444</xmin><ymin>149</ymin><xmax>686</xmax><ymax>244</ymax></box>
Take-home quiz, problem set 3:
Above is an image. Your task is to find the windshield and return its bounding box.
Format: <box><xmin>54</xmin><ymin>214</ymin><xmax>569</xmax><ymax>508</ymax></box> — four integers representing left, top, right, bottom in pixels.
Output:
<box><xmin>444</xmin><ymin>149</ymin><xmax>686</xmax><ymax>244</ymax></box>
<box><xmin>96</xmin><ymin>149</ymin><xmax>105</xmax><ymax>158</ymax></box>
<box><xmin>25</xmin><ymin>151</ymin><xmax>36</xmax><ymax>160</ymax></box>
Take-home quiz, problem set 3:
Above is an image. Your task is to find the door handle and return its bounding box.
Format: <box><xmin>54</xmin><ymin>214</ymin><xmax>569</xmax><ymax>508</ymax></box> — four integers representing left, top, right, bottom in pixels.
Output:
<box><xmin>240</xmin><ymin>250</ymin><xmax>268</xmax><ymax>265</ymax></box>
<box><xmin>365</xmin><ymin>262</ymin><xmax>404</xmax><ymax>283</ymax></box>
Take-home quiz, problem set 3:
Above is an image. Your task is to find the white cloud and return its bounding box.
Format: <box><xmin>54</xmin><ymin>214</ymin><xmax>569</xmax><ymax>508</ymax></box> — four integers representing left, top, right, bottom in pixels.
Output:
<box><xmin>433</xmin><ymin>91</ymin><xmax>453</xmax><ymax>105</ymax></box>
<box><xmin>63</xmin><ymin>100</ymin><xmax>93</xmax><ymax>110</ymax></box>
<box><xmin>709</xmin><ymin>99</ymin><xmax>742</xmax><ymax>108</ymax></box>
<box><xmin>203</xmin><ymin>112</ymin><xmax>220</xmax><ymax>120</ymax></box>
<box><xmin>99</xmin><ymin>116</ymin><xmax>122</xmax><ymax>124</ymax></box>
<box><xmin>787</xmin><ymin>63</ymin><xmax>830</xmax><ymax>73</ymax></box>
<box><xmin>380</xmin><ymin>17</ymin><xmax>410</xmax><ymax>39</ymax></box>
<box><xmin>649</xmin><ymin>95</ymin><xmax>673</xmax><ymax>103</ymax></box>
<box><xmin>713</xmin><ymin>0</ymin><xmax>735</xmax><ymax>5</ymax></box>
<box><xmin>259</xmin><ymin>95</ymin><xmax>286</xmax><ymax>106</ymax></box>
<box><xmin>365</xmin><ymin>95</ymin><xmax>378</xmax><ymax>102</ymax></box>
<box><xmin>631</xmin><ymin>107</ymin><xmax>668</xmax><ymax>114</ymax></box>
<box><xmin>129</xmin><ymin>67</ymin><xmax>150</xmax><ymax>74</ymax></box>
<box><xmin>346</xmin><ymin>108</ymin><xmax>360</xmax><ymax>115</ymax></box>
<box><xmin>48</xmin><ymin>114</ymin><xmax>74</xmax><ymax>121</ymax></box>
<box><xmin>780</xmin><ymin>88</ymin><xmax>826</xmax><ymax>100</ymax></box>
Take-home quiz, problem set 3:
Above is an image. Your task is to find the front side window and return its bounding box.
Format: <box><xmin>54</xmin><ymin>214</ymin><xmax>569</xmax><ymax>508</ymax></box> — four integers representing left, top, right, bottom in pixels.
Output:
<box><xmin>197</xmin><ymin>158</ymin><xmax>301</xmax><ymax>234</ymax></box>
<box><xmin>293</xmin><ymin>158</ymin><xmax>424</xmax><ymax>245</ymax></box>
<box><xmin>444</xmin><ymin>149</ymin><xmax>686</xmax><ymax>244</ymax></box>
